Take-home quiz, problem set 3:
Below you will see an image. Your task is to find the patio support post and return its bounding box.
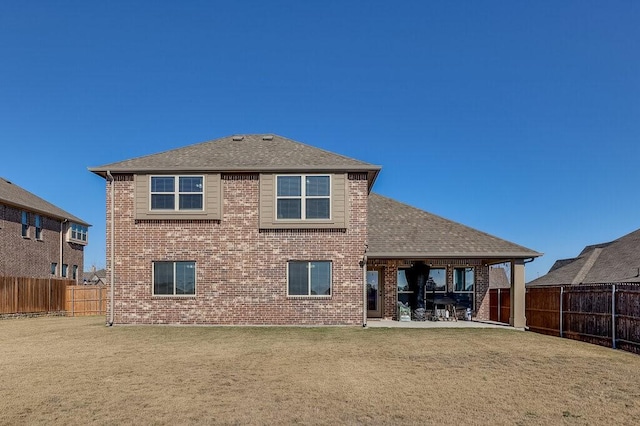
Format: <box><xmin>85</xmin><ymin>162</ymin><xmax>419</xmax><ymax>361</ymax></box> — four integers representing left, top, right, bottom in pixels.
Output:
<box><xmin>510</xmin><ymin>259</ymin><xmax>526</xmax><ymax>329</ymax></box>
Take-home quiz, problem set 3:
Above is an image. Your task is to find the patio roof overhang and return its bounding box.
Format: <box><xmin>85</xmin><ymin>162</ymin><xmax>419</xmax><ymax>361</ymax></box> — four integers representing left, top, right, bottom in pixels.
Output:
<box><xmin>366</xmin><ymin>251</ymin><xmax>542</xmax><ymax>260</ymax></box>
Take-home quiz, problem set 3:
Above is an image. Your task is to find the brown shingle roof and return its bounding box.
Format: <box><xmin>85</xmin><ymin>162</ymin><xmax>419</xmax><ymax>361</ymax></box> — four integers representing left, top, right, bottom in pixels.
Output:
<box><xmin>528</xmin><ymin>228</ymin><xmax>640</xmax><ymax>285</ymax></box>
<box><xmin>367</xmin><ymin>193</ymin><xmax>541</xmax><ymax>259</ymax></box>
<box><xmin>0</xmin><ymin>177</ymin><xmax>89</xmax><ymax>225</ymax></box>
<box><xmin>489</xmin><ymin>267</ymin><xmax>511</xmax><ymax>289</ymax></box>
<box><xmin>89</xmin><ymin>134</ymin><xmax>381</xmax><ymax>184</ymax></box>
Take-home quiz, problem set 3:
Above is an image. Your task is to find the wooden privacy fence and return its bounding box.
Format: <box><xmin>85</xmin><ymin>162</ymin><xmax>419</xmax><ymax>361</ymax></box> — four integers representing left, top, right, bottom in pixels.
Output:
<box><xmin>66</xmin><ymin>285</ymin><xmax>107</xmax><ymax>316</ymax></box>
<box><xmin>526</xmin><ymin>283</ymin><xmax>640</xmax><ymax>354</ymax></box>
<box><xmin>0</xmin><ymin>276</ymin><xmax>69</xmax><ymax>314</ymax></box>
<box><xmin>489</xmin><ymin>288</ymin><xmax>511</xmax><ymax>324</ymax></box>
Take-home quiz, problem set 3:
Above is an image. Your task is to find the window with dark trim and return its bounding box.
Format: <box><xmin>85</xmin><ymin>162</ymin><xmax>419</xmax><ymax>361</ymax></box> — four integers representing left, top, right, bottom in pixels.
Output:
<box><xmin>427</xmin><ymin>268</ymin><xmax>447</xmax><ymax>292</ymax></box>
<box><xmin>153</xmin><ymin>261</ymin><xmax>196</xmax><ymax>295</ymax></box>
<box><xmin>50</xmin><ymin>263</ymin><xmax>57</xmax><ymax>276</ymax></box>
<box><xmin>288</xmin><ymin>261</ymin><xmax>332</xmax><ymax>296</ymax></box>
<box><xmin>150</xmin><ymin>176</ymin><xmax>203</xmax><ymax>211</ymax></box>
<box><xmin>454</xmin><ymin>267</ymin><xmax>474</xmax><ymax>292</ymax></box>
<box><xmin>35</xmin><ymin>214</ymin><xmax>42</xmax><ymax>240</ymax></box>
<box><xmin>276</xmin><ymin>175</ymin><xmax>330</xmax><ymax>220</ymax></box>
<box><xmin>21</xmin><ymin>211</ymin><xmax>29</xmax><ymax>237</ymax></box>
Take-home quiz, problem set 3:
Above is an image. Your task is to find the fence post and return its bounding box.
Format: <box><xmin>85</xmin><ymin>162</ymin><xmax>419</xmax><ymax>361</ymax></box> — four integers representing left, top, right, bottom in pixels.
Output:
<box><xmin>559</xmin><ymin>286</ymin><xmax>564</xmax><ymax>338</ymax></box>
<box><xmin>612</xmin><ymin>284</ymin><xmax>616</xmax><ymax>349</ymax></box>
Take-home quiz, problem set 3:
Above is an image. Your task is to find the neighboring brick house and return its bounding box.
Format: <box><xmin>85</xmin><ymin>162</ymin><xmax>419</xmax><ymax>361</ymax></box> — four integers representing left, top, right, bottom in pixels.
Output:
<box><xmin>0</xmin><ymin>177</ymin><xmax>89</xmax><ymax>280</ymax></box>
<box><xmin>90</xmin><ymin>134</ymin><xmax>540</xmax><ymax>327</ymax></box>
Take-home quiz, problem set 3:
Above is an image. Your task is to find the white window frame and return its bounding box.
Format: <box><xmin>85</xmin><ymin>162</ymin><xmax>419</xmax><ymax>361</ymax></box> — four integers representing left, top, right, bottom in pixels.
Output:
<box><xmin>276</xmin><ymin>174</ymin><xmax>331</xmax><ymax>220</ymax></box>
<box><xmin>62</xmin><ymin>264</ymin><xmax>68</xmax><ymax>278</ymax></box>
<box><xmin>149</xmin><ymin>175</ymin><xmax>205</xmax><ymax>212</ymax></box>
<box><xmin>50</xmin><ymin>262</ymin><xmax>57</xmax><ymax>276</ymax></box>
<box><xmin>287</xmin><ymin>260</ymin><xmax>332</xmax><ymax>297</ymax></box>
<box><xmin>152</xmin><ymin>261</ymin><xmax>197</xmax><ymax>296</ymax></box>
<box><xmin>67</xmin><ymin>223</ymin><xmax>89</xmax><ymax>245</ymax></box>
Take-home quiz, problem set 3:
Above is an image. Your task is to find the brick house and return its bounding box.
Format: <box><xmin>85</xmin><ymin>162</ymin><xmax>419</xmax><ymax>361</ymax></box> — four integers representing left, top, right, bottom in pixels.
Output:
<box><xmin>90</xmin><ymin>134</ymin><xmax>540</xmax><ymax>327</ymax></box>
<box><xmin>0</xmin><ymin>177</ymin><xmax>89</xmax><ymax>280</ymax></box>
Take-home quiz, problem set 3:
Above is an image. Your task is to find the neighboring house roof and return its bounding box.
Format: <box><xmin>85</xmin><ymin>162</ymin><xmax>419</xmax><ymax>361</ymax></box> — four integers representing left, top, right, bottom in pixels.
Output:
<box><xmin>528</xmin><ymin>228</ymin><xmax>640</xmax><ymax>285</ymax></box>
<box><xmin>0</xmin><ymin>177</ymin><xmax>89</xmax><ymax>226</ymax></box>
<box><xmin>89</xmin><ymin>134</ymin><xmax>381</xmax><ymax>188</ymax></box>
<box><xmin>82</xmin><ymin>268</ymin><xmax>107</xmax><ymax>284</ymax></box>
<box><xmin>367</xmin><ymin>193</ymin><xmax>541</xmax><ymax>259</ymax></box>
<box><xmin>489</xmin><ymin>267</ymin><xmax>511</xmax><ymax>289</ymax></box>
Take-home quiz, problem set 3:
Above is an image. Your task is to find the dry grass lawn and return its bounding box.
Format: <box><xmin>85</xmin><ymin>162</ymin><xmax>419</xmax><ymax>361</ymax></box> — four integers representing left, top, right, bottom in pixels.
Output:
<box><xmin>1</xmin><ymin>316</ymin><xmax>639</xmax><ymax>425</ymax></box>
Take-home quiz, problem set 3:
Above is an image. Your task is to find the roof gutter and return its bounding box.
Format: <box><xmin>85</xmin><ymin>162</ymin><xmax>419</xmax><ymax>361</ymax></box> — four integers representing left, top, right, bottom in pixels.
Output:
<box><xmin>106</xmin><ymin>170</ymin><xmax>115</xmax><ymax>327</ymax></box>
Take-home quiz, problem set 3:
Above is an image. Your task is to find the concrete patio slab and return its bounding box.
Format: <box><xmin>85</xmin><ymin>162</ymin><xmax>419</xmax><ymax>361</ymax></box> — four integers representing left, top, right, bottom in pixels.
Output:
<box><xmin>365</xmin><ymin>319</ymin><xmax>517</xmax><ymax>329</ymax></box>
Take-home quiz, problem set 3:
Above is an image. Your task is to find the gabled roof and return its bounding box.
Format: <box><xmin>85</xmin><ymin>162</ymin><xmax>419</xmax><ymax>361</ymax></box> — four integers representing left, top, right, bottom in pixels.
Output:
<box><xmin>89</xmin><ymin>134</ymin><xmax>381</xmax><ymax>187</ymax></box>
<box><xmin>528</xmin><ymin>228</ymin><xmax>640</xmax><ymax>285</ymax></box>
<box><xmin>0</xmin><ymin>177</ymin><xmax>89</xmax><ymax>226</ymax></box>
<box><xmin>367</xmin><ymin>193</ymin><xmax>541</xmax><ymax>259</ymax></box>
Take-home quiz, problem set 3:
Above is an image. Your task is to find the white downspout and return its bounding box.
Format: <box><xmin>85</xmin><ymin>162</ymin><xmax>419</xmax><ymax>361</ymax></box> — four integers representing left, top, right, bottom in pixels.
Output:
<box><xmin>106</xmin><ymin>171</ymin><xmax>115</xmax><ymax>326</ymax></box>
<box><xmin>362</xmin><ymin>254</ymin><xmax>368</xmax><ymax>327</ymax></box>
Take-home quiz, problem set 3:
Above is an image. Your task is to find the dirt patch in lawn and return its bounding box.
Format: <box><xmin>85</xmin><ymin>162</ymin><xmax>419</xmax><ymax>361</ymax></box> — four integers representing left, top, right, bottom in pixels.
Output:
<box><xmin>1</xmin><ymin>316</ymin><xmax>639</xmax><ymax>425</ymax></box>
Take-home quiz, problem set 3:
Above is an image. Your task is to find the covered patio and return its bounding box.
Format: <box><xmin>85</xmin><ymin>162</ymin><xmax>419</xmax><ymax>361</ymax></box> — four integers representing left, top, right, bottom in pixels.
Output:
<box><xmin>365</xmin><ymin>194</ymin><xmax>541</xmax><ymax>328</ymax></box>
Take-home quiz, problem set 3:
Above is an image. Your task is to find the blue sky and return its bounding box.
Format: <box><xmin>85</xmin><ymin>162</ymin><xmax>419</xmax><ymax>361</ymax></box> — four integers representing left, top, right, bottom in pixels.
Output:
<box><xmin>1</xmin><ymin>1</ymin><xmax>638</xmax><ymax>281</ymax></box>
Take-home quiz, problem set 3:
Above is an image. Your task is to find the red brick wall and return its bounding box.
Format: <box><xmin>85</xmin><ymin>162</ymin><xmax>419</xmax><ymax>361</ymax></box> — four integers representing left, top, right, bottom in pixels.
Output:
<box><xmin>0</xmin><ymin>203</ymin><xmax>84</xmax><ymax>280</ymax></box>
<box><xmin>367</xmin><ymin>259</ymin><xmax>491</xmax><ymax>320</ymax></box>
<box><xmin>106</xmin><ymin>173</ymin><xmax>368</xmax><ymax>325</ymax></box>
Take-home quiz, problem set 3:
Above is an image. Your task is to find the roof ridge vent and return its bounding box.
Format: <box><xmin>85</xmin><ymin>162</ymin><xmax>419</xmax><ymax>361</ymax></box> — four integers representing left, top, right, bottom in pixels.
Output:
<box><xmin>232</xmin><ymin>135</ymin><xmax>244</xmax><ymax>141</ymax></box>
<box><xmin>262</xmin><ymin>135</ymin><xmax>273</xmax><ymax>140</ymax></box>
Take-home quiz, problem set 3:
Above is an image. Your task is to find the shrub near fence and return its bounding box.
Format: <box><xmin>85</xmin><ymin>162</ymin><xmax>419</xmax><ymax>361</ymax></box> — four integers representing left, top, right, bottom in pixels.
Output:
<box><xmin>526</xmin><ymin>283</ymin><xmax>640</xmax><ymax>355</ymax></box>
<box><xmin>0</xmin><ymin>276</ymin><xmax>69</xmax><ymax>315</ymax></box>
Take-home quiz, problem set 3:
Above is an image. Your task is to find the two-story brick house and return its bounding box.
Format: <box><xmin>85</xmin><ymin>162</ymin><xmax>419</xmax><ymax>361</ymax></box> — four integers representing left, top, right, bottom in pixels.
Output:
<box><xmin>0</xmin><ymin>177</ymin><xmax>89</xmax><ymax>280</ymax></box>
<box><xmin>90</xmin><ymin>134</ymin><xmax>540</xmax><ymax>327</ymax></box>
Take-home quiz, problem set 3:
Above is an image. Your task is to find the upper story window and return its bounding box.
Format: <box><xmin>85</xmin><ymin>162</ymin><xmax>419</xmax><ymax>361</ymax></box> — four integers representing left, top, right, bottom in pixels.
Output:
<box><xmin>67</xmin><ymin>223</ymin><xmax>89</xmax><ymax>245</ymax></box>
<box><xmin>35</xmin><ymin>215</ymin><xmax>42</xmax><ymax>240</ymax></box>
<box><xmin>21</xmin><ymin>211</ymin><xmax>29</xmax><ymax>237</ymax></box>
<box><xmin>276</xmin><ymin>175</ymin><xmax>330</xmax><ymax>220</ymax></box>
<box><xmin>150</xmin><ymin>176</ymin><xmax>204</xmax><ymax>211</ymax></box>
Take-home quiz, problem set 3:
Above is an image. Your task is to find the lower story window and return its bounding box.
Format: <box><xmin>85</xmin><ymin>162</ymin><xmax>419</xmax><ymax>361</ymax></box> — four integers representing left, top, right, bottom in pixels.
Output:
<box><xmin>62</xmin><ymin>264</ymin><xmax>68</xmax><ymax>278</ymax></box>
<box><xmin>454</xmin><ymin>267</ymin><xmax>474</xmax><ymax>292</ymax></box>
<box><xmin>453</xmin><ymin>267</ymin><xmax>474</xmax><ymax>310</ymax></box>
<box><xmin>153</xmin><ymin>261</ymin><xmax>196</xmax><ymax>295</ymax></box>
<box><xmin>288</xmin><ymin>261</ymin><xmax>331</xmax><ymax>296</ymax></box>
